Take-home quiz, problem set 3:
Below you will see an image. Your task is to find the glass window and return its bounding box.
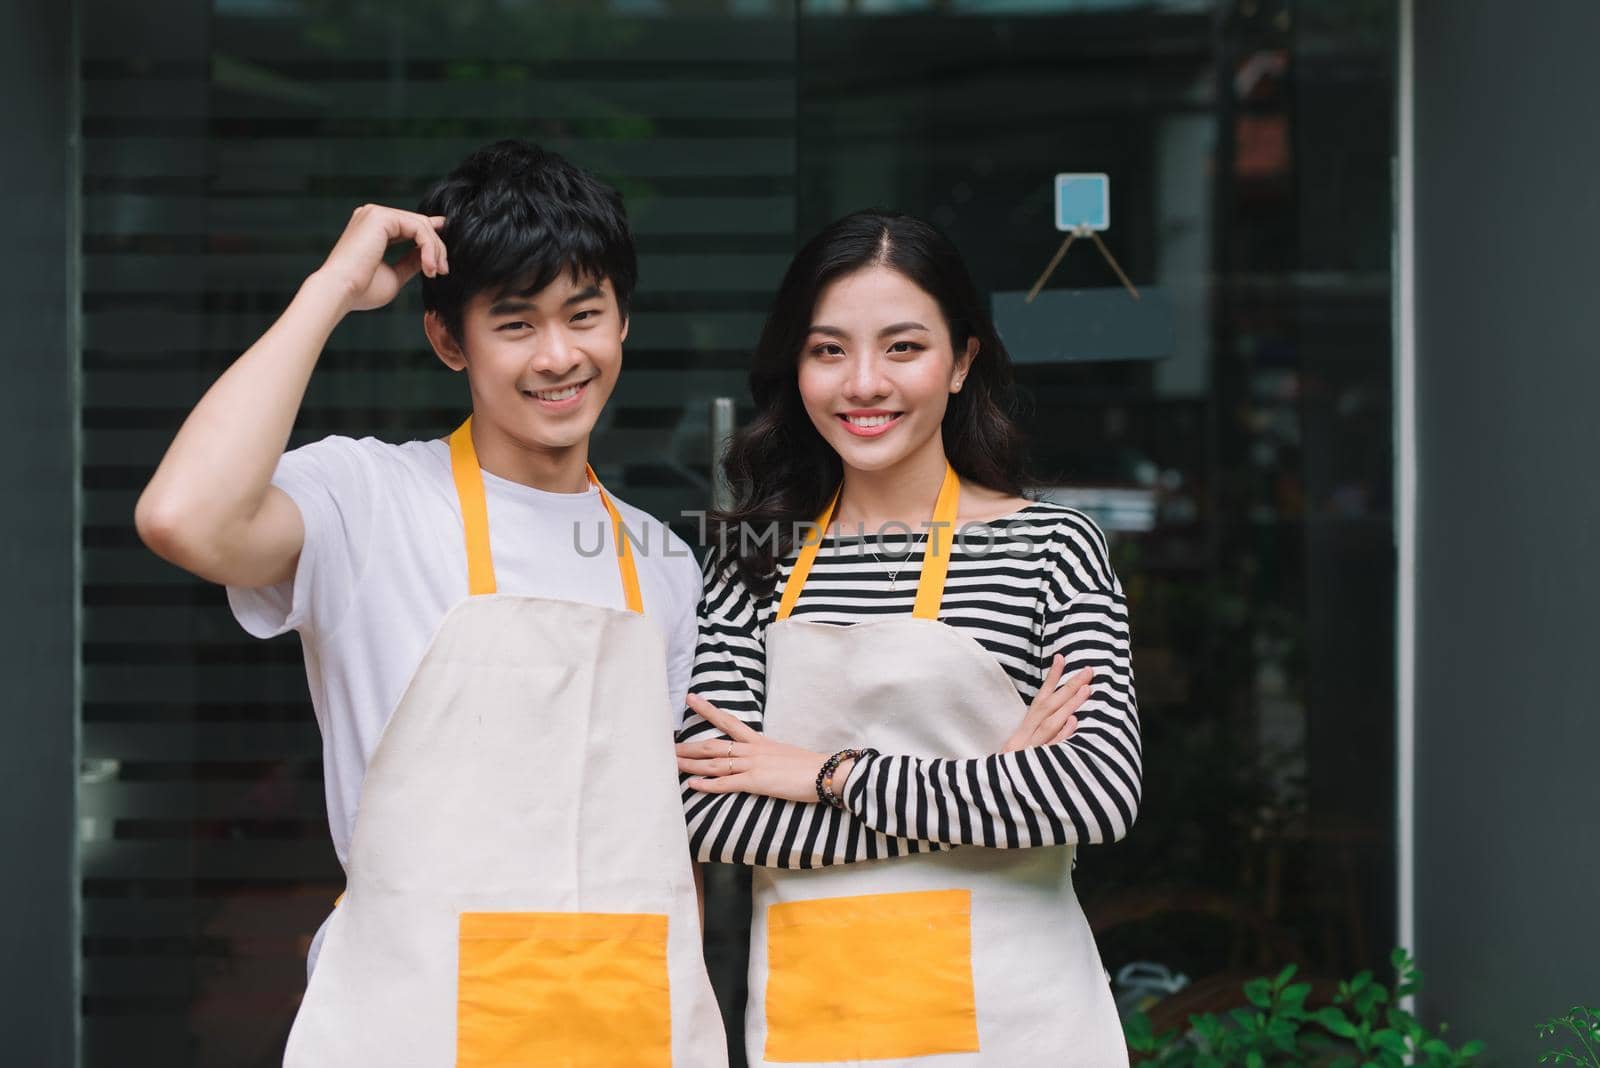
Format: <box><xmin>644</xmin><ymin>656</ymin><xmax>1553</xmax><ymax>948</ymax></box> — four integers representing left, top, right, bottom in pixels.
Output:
<box><xmin>79</xmin><ymin>0</ymin><xmax>1396</xmax><ymax>1061</ymax></box>
<box><xmin>791</xmin><ymin>0</ymin><xmax>1398</xmax><ymax>1024</ymax></box>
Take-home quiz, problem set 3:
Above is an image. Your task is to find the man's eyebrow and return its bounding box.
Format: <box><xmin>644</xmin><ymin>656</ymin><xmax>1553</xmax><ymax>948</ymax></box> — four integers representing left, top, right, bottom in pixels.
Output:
<box><xmin>562</xmin><ymin>284</ymin><xmax>603</xmax><ymax>307</ymax></box>
<box><xmin>487</xmin><ymin>296</ymin><xmax>534</xmax><ymax>316</ymax></box>
<box><xmin>487</xmin><ymin>281</ymin><xmax>604</xmax><ymax>317</ymax></box>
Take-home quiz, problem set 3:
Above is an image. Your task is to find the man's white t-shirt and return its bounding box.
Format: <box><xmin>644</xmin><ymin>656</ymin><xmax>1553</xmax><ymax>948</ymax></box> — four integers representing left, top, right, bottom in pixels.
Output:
<box><xmin>227</xmin><ymin>434</ymin><xmax>701</xmax><ymax>870</ymax></box>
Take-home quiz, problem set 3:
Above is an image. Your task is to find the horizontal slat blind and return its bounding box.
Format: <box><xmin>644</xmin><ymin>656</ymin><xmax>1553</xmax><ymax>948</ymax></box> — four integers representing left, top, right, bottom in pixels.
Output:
<box><xmin>80</xmin><ymin>2</ymin><xmax>794</xmax><ymax>1063</ymax></box>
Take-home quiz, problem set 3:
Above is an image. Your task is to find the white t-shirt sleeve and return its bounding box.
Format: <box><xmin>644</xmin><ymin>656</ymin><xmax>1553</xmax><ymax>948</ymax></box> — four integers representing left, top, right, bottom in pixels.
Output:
<box><xmin>661</xmin><ymin>533</ymin><xmax>702</xmax><ymax>730</ymax></box>
<box><xmin>226</xmin><ymin>435</ymin><xmax>383</xmax><ymax>640</ymax></box>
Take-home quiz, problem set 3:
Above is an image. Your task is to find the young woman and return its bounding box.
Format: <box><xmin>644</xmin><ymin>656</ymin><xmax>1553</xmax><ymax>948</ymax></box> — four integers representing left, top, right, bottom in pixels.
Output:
<box><xmin>676</xmin><ymin>210</ymin><xmax>1141</xmax><ymax>1066</ymax></box>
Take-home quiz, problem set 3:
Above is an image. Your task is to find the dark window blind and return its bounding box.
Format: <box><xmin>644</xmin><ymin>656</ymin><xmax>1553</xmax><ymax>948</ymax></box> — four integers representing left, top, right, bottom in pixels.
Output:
<box><xmin>79</xmin><ymin>2</ymin><xmax>794</xmax><ymax>1063</ymax></box>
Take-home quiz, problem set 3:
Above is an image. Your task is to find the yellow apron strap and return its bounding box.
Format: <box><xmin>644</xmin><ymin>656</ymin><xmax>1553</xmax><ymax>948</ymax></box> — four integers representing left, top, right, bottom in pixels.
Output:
<box><xmin>776</xmin><ymin>464</ymin><xmax>961</xmax><ymax>623</ymax></box>
<box><xmin>590</xmin><ymin>469</ymin><xmax>644</xmax><ymax>615</ymax></box>
<box><xmin>911</xmin><ymin>464</ymin><xmax>962</xmax><ymax>621</ymax></box>
<box><xmin>448</xmin><ymin>417</ymin><xmax>642</xmax><ymax>614</ymax></box>
<box><xmin>449</xmin><ymin>418</ymin><xmax>497</xmax><ymax>596</ymax></box>
<box><xmin>775</xmin><ymin>485</ymin><xmax>841</xmax><ymax>622</ymax></box>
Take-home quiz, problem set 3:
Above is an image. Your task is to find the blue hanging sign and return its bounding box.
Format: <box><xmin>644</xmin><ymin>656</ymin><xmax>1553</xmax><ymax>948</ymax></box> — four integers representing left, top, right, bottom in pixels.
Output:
<box><xmin>1055</xmin><ymin>173</ymin><xmax>1110</xmax><ymax>232</ymax></box>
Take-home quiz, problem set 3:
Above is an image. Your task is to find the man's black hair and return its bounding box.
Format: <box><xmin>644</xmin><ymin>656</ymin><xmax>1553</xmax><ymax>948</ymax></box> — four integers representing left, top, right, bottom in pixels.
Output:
<box><xmin>417</xmin><ymin>140</ymin><xmax>637</xmax><ymax>341</ymax></box>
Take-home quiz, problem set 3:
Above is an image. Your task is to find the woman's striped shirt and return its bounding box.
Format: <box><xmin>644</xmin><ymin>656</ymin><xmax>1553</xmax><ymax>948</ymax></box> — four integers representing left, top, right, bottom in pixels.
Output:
<box><xmin>678</xmin><ymin>500</ymin><xmax>1142</xmax><ymax>868</ymax></box>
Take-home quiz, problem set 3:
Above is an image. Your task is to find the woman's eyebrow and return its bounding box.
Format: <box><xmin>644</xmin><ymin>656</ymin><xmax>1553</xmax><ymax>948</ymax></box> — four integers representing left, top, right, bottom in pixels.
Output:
<box><xmin>807</xmin><ymin>322</ymin><xmax>929</xmax><ymax>338</ymax></box>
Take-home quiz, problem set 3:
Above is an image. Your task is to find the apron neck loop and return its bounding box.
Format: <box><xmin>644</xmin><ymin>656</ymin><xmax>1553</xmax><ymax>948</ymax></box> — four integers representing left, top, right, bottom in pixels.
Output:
<box><xmin>447</xmin><ymin>417</ymin><xmax>644</xmax><ymax>614</ymax></box>
<box><xmin>912</xmin><ymin>463</ymin><xmax>962</xmax><ymax>620</ymax></box>
<box><xmin>775</xmin><ymin>485</ymin><xmax>839</xmax><ymax>622</ymax></box>
<box><xmin>776</xmin><ymin>463</ymin><xmax>961</xmax><ymax>622</ymax></box>
<box><xmin>594</xmin><ymin>468</ymin><xmax>646</xmax><ymax>615</ymax></box>
<box><xmin>449</xmin><ymin>420</ymin><xmax>497</xmax><ymax>597</ymax></box>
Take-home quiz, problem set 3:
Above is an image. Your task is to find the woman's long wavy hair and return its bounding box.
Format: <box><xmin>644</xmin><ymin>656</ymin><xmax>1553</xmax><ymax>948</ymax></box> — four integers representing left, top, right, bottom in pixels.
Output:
<box><xmin>712</xmin><ymin>209</ymin><xmax>1030</xmax><ymax>594</ymax></box>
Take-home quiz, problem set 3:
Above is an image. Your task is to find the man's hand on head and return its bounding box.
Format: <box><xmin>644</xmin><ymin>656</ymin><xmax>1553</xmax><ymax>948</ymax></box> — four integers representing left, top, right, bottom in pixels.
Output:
<box><xmin>311</xmin><ymin>205</ymin><xmax>450</xmax><ymax>316</ymax></box>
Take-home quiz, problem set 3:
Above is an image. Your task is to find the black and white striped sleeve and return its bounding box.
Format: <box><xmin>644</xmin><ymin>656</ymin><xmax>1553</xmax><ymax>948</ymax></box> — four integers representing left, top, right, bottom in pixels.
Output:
<box><xmin>676</xmin><ymin>555</ymin><xmax>946</xmax><ymax>868</ymax></box>
<box><xmin>844</xmin><ymin>518</ymin><xmax>1142</xmax><ymax>848</ymax></box>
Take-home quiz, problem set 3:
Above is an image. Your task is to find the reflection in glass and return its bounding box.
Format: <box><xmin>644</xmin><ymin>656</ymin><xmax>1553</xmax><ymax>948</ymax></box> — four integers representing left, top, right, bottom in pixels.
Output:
<box><xmin>79</xmin><ymin>0</ymin><xmax>1396</xmax><ymax>1062</ymax></box>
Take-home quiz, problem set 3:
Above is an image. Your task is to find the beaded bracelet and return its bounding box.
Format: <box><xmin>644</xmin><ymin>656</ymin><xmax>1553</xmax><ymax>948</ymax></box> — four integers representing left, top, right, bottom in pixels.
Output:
<box><xmin>815</xmin><ymin>748</ymin><xmax>878</xmax><ymax>809</ymax></box>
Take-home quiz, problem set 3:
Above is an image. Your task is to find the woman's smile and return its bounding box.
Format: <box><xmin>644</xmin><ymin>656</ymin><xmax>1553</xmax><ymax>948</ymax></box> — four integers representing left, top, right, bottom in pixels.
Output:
<box><xmin>838</xmin><ymin>409</ymin><xmax>904</xmax><ymax>436</ymax></box>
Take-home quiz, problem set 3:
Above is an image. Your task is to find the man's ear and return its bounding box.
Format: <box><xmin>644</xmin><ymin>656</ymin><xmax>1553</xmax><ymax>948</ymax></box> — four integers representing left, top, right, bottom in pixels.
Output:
<box><xmin>619</xmin><ymin>313</ymin><xmax>630</xmax><ymax>344</ymax></box>
<box><xmin>424</xmin><ymin>310</ymin><xmax>468</xmax><ymax>372</ymax></box>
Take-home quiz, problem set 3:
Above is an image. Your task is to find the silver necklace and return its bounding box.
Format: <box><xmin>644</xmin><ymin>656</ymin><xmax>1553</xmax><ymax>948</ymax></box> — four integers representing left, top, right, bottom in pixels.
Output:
<box><xmin>866</xmin><ymin>527</ymin><xmax>927</xmax><ymax>591</ymax></box>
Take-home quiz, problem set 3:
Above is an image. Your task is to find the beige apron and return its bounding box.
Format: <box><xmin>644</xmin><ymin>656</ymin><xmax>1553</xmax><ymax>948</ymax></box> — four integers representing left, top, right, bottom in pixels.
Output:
<box><xmin>745</xmin><ymin>464</ymin><xmax>1127</xmax><ymax>1067</ymax></box>
<box><xmin>283</xmin><ymin>418</ymin><xmax>727</xmax><ymax>1068</ymax></box>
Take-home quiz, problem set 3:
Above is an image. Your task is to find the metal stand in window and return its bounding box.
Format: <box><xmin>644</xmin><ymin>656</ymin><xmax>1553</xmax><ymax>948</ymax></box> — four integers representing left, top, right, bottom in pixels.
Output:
<box><xmin>1025</xmin><ymin>222</ymin><xmax>1141</xmax><ymax>304</ymax></box>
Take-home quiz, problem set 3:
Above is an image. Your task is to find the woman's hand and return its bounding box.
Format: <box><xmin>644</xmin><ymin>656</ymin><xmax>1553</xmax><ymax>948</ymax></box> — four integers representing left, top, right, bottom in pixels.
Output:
<box><xmin>676</xmin><ymin>694</ymin><xmax>831</xmax><ymax>803</ymax></box>
<box><xmin>678</xmin><ymin>661</ymin><xmax>1091</xmax><ymax>805</ymax></box>
<box><xmin>1002</xmin><ymin>655</ymin><xmax>1092</xmax><ymax>752</ymax></box>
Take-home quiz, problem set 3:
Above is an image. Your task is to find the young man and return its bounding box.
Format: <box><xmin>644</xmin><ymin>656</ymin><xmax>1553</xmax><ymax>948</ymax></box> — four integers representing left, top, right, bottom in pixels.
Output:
<box><xmin>136</xmin><ymin>140</ymin><xmax>726</xmax><ymax>1067</ymax></box>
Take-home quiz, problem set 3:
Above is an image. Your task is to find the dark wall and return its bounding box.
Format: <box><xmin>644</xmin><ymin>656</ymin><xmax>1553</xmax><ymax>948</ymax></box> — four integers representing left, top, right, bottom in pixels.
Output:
<box><xmin>1414</xmin><ymin>1</ymin><xmax>1600</xmax><ymax>1061</ymax></box>
<box><xmin>0</xmin><ymin>1</ymin><xmax>79</xmax><ymax>1064</ymax></box>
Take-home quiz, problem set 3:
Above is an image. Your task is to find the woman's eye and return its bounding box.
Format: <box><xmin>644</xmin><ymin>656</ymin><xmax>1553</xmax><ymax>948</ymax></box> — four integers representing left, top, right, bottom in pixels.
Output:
<box><xmin>888</xmin><ymin>341</ymin><xmax>924</xmax><ymax>354</ymax></box>
<box><xmin>810</xmin><ymin>344</ymin><xmax>844</xmax><ymax>358</ymax></box>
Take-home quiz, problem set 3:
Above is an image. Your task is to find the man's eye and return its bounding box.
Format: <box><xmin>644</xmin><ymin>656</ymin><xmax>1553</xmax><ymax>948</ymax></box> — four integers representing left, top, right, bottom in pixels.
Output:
<box><xmin>571</xmin><ymin>309</ymin><xmax>598</xmax><ymax>323</ymax></box>
<box><xmin>498</xmin><ymin>321</ymin><xmax>532</xmax><ymax>331</ymax></box>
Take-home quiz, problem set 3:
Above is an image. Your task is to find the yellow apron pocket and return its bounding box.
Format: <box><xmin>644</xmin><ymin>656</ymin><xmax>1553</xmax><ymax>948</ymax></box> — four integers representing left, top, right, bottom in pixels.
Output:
<box><xmin>457</xmin><ymin>911</ymin><xmax>671</xmax><ymax>1068</ymax></box>
<box><xmin>764</xmin><ymin>888</ymin><xmax>979</xmax><ymax>1062</ymax></box>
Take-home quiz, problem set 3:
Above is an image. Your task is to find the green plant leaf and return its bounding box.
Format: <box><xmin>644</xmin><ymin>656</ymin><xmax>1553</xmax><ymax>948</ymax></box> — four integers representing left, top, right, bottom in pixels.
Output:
<box><xmin>1373</xmin><ymin>1030</ymin><xmax>1408</xmax><ymax>1056</ymax></box>
<box><xmin>1192</xmin><ymin>1014</ymin><xmax>1225</xmax><ymax>1043</ymax></box>
<box><xmin>1124</xmin><ymin>1011</ymin><xmax>1156</xmax><ymax>1051</ymax></box>
<box><xmin>1316</xmin><ymin>1007</ymin><xmax>1360</xmax><ymax>1039</ymax></box>
<box><xmin>1114</xmin><ymin>947</ymin><xmax>1485</xmax><ymax>1067</ymax></box>
<box><xmin>1354</xmin><ymin>986</ymin><xmax>1390</xmax><ymax>1021</ymax></box>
